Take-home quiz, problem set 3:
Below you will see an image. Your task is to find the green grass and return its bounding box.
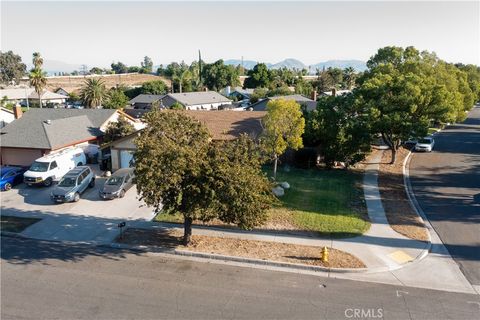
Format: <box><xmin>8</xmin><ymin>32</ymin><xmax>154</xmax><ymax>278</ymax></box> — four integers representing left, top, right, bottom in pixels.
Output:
<box><xmin>270</xmin><ymin>167</ymin><xmax>370</xmax><ymax>237</ymax></box>
<box><xmin>427</xmin><ymin>127</ymin><xmax>440</xmax><ymax>135</ymax></box>
<box><xmin>0</xmin><ymin>215</ymin><xmax>41</xmax><ymax>233</ymax></box>
<box><xmin>155</xmin><ymin>167</ymin><xmax>370</xmax><ymax>238</ymax></box>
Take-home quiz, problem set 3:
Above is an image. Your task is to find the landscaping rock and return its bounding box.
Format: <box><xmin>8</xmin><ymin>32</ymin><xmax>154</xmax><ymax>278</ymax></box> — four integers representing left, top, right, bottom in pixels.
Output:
<box><xmin>280</xmin><ymin>182</ymin><xmax>290</xmax><ymax>189</ymax></box>
<box><xmin>272</xmin><ymin>186</ymin><xmax>285</xmax><ymax>197</ymax></box>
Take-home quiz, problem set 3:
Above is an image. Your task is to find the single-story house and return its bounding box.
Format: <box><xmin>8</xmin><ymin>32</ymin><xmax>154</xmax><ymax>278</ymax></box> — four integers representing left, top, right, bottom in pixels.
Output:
<box><xmin>128</xmin><ymin>94</ymin><xmax>165</xmax><ymax>109</ymax></box>
<box><xmin>0</xmin><ymin>107</ymin><xmax>15</xmax><ymax>128</ymax></box>
<box><xmin>160</xmin><ymin>91</ymin><xmax>232</xmax><ymax>110</ymax></box>
<box><xmin>0</xmin><ymin>88</ymin><xmax>68</xmax><ymax>106</ymax></box>
<box><xmin>223</xmin><ymin>86</ymin><xmax>255</xmax><ymax>101</ymax></box>
<box><xmin>249</xmin><ymin>94</ymin><xmax>317</xmax><ymax>112</ymax></box>
<box><xmin>102</xmin><ymin>110</ymin><xmax>266</xmax><ymax>171</ymax></box>
<box><xmin>0</xmin><ymin>107</ymin><xmax>139</xmax><ymax>166</ymax></box>
<box><xmin>55</xmin><ymin>88</ymin><xmax>70</xmax><ymax>97</ymax></box>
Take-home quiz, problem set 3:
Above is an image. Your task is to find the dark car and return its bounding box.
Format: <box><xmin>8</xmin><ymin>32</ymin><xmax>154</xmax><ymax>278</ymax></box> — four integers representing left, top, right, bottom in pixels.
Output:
<box><xmin>50</xmin><ymin>166</ymin><xmax>95</xmax><ymax>203</ymax></box>
<box><xmin>99</xmin><ymin>168</ymin><xmax>135</xmax><ymax>200</ymax></box>
<box><xmin>1</xmin><ymin>166</ymin><xmax>28</xmax><ymax>191</ymax></box>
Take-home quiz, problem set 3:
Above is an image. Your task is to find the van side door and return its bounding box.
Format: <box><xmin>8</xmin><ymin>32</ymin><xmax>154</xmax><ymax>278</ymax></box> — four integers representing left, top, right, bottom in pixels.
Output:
<box><xmin>49</xmin><ymin>161</ymin><xmax>60</xmax><ymax>179</ymax></box>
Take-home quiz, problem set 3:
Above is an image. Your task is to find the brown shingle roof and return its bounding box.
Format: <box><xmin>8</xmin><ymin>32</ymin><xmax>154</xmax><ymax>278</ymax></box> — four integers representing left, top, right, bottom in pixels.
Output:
<box><xmin>184</xmin><ymin>111</ymin><xmax>266</xmax><ymax>140</ymax></box>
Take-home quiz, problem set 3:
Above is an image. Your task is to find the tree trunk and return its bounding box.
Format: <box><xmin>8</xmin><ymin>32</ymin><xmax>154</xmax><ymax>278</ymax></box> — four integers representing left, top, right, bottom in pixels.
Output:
<box><xmin>273</xmin><ymin>155</ymin><xmax>278</xmax><ymax>180</ymax></box>
<box><xmin>390</xmin><ymin>147</ymin><xmax>397</xmax><ymax>164</ymax></box>
<box><xmin>183</xmin><ymin>216</ymin><xmax>192</xmax><ymax>245</ymax></box>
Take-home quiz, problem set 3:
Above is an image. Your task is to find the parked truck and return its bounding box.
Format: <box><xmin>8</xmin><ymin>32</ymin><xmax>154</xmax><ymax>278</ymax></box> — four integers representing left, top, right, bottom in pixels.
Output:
<box><xmin>23</xmin><ymin>148</ymin><xmax>86</xmax><ymax>187</ymax></box>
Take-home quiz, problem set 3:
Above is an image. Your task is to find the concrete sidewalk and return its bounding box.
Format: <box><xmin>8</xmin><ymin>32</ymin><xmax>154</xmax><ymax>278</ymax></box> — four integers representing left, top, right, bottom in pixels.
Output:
<box><xmin>135</xmin><ymin>151</ymin><xmax>429</xmax><ymax>272</ymax></box>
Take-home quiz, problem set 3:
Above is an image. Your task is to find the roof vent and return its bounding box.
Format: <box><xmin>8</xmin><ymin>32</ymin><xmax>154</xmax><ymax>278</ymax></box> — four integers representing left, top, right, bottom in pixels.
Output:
<box><xmin>44</xmin><ymin>119</ymin><xmax>51</xmax><ymax>125</ymax></box>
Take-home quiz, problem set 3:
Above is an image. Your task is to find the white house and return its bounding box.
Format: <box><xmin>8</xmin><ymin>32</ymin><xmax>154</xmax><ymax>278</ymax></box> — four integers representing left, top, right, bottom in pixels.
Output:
<box><xmin>0</xmin><ymin>88</ymin><xmax>67</xmax><ymax>106</ymax></box>
<box><xmin>160</xmin><ymin>91</ymin><xmax>232</xmax><ymax>110</ymax></box>
<box><xmin>0</xmin><ymin>107</ymin><xmax>15</xmax><ymax>128</ymax></box>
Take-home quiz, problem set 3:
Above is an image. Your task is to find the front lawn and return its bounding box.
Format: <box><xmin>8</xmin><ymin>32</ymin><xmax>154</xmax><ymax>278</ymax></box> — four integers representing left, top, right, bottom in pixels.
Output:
<box><xmin>155</xmin><ymin>167</ymin><xmax>370</xmax><ymax>238</ymax></box>
<box><xmin>0</xmin><ymin>215</ymin><xmax>41</xmax><ymax>233</ymax></box>
<box><xmin>268</xmin><ymin>167</ymin><xmax>369</xmax><ymax>237</ymax></box>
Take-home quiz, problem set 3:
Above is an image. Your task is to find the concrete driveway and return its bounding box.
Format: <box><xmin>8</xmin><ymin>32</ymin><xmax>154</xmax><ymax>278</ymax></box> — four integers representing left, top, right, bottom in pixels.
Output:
<box><xmin>409</xmin><ymin>105</ymin><xmax>480</xmax><ymax>288</ymax></box>
<box><xmin>1</xmin><ymin>169</ymin><xmax>155</xmax><ymax>243</ymax></box>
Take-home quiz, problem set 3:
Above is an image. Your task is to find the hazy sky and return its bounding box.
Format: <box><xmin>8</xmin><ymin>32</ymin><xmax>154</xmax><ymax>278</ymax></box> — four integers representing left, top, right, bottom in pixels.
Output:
<box><xmin>1</xmin><ymin>1</ymin><xmax>479</xmax><ymax>68</ymax></box>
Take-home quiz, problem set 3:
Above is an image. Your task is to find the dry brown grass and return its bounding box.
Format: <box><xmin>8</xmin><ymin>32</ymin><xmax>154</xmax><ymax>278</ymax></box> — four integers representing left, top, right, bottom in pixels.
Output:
<box><xmin>21</xmin><ymin>73</ymin><xmax>171</xmax><ymax>94</ymax></box>
<box><xmin>117</xmin><ymin>228</ymin><xmax>366</xmax><ymax>269</ymax></box>
<box><xmin>378</xmin><ymin>147</ymin><xmax>429</xmax><ymax>241</ymax></box>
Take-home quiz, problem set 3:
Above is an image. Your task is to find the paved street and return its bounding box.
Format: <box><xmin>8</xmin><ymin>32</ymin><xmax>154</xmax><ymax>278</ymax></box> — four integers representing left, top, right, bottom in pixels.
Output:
<box><xmin>1</xmin><ymin>237</ymin><xmax>479</xmax><ymax>320</ymax></box>
<box><xmin>409</xmin><ymin>106</ymin><xmax>480</xmax><ymax>287</ymax></box>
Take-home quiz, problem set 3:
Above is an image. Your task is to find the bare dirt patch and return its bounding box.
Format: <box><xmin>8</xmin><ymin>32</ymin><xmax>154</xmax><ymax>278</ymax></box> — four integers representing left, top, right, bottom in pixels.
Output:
<box><xmin>378</xmin><ymin>147</ymin><xmax>429</xmax><ymax>241</ymax></box>
<box><xmin>117</xmin><ymin>228</ymin><xmax>366</xmax><ymax>269</ymax></box>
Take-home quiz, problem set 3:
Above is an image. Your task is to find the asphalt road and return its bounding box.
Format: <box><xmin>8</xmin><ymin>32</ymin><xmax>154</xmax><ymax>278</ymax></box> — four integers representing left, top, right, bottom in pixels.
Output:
<box><xmin>409</xmin><ymin>106</ymin><xmax>480</xmax><ymax>286</ymax></box>
<box><xmin>1</xmin><ymin>237</ymin><xmax>479</xmax><ymax>320</ymax></box>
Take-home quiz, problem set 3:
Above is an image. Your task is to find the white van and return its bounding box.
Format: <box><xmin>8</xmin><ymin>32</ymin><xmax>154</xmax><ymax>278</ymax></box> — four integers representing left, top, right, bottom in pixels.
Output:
<box><xmin>23</xmin><ymin>148</ymin><xmax>86</xmax><ymax>187</ymax></box>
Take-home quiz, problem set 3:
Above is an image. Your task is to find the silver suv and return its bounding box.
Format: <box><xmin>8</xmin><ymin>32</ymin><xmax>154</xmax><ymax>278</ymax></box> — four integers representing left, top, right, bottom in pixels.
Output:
<box><xmin>50</xmin><ymin>166</ymin><xmax>95</xmax><ymax>203</ymax></box>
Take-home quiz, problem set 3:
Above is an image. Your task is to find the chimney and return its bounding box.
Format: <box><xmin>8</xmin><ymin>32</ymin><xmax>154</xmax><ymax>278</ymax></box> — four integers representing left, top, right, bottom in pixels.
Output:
<box><xmin>13</xmin><ymin>105</ymin><xmax>23</xmax><ymax>119</ymax></box>
<box><xmin>331</xmin><ymin>88</ymin><xmax>337</xmax><ymax>97</ymax></box>
<box><xmin>310</xmin><ymin>90</ymin><xmax>317</xmax><ymax>101</ymax></box>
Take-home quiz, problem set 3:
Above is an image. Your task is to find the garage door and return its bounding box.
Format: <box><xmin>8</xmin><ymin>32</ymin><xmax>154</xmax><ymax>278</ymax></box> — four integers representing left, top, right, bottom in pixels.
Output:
<box><xmin>120</xmin><ymin>150</ymin><xmax>134</xmax><ymax>168</ymax></box>
<box><xmin>1</xmin><ymin>148</ymin><xmax>43</xmax><ymax>166</ymax></box>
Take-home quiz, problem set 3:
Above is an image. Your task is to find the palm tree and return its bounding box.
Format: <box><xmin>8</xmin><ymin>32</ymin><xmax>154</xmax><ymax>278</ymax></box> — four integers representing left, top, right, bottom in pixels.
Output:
<box><xmin>32</xmin><ymin>52</ymin><xmax>44</xmax><ymax>69</ymax></box>
<box><xmin>80</xmin><ymin>78</ymin><xmax>108</xmax><ymax>108</ymax></box>
<box><xmin>29</xmin><ymin>68</ymin><xmax>47</xmax><ymax>108</ymax></box>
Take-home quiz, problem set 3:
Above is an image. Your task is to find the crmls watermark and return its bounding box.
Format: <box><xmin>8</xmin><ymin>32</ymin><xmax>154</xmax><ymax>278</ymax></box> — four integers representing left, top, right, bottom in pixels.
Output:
<box><xmin>344</xmin><ymin>308</ymin><xmax>384</xmax><ymax>319</ymax></box>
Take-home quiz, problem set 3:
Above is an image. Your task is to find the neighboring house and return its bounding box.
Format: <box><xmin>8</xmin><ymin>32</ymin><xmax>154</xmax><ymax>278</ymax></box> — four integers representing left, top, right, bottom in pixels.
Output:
<box><xmin>0</xmin><ymin>107</ymin><xmax>138</xmax><ymax>166</ymax></box>
<box><xmin>0</xmin><ymin>107</ymin><xmax>15</xmax><ymax>128</ymax></box>
<box><xmin>249</xmin><ymin>94</ymin><xmax>317</xmax><ymax>112</ymax></box>
<box><xmin>102</xmin><ymin>110</ymin><xmax>266</xmax><ymax>171</ymax></box>
<box><xmin>55</xmin><ymin>88</ymin><xmax>70</xmax><ymax>97</ymax></box>
<box><xmin>160</xmin><ymin>92</ymin><xmax>232</xmax><ymax>110</ymax></box>
<box><xmin>0</xmin><ymin>88</ymin><xmax>67</xmax><ymax>106</ymax></box>
<box><xmin>128</xmin><ymin>94</ymin><xmax>165</xmax><ymax>109</ymax></box>
<box><xmin>223</xmin><ymin>86</ymin><xmax>255</xmax><ymax>101</ymax></box>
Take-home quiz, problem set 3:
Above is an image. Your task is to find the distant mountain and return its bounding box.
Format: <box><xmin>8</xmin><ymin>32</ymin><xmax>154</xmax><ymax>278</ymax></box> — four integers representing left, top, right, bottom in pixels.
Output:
<box><xmin>309</xmin><ymin>60</ymin><xmax>367</xmax><ymax>73</ymax></box>
<box><xmin>269</xmin><ymin>58</ymin><xmax>306</xmax><ymax>70</ymax></box>
<box><xmin>34</xmin><ymin>60</ymin><xmax>83</xmax><ymax>75</ymax></box>
<box><xmin>224</xmin><ymin>58</ymin><xmax>366</xmax><ymax>73</ymax></box>
<box><xmin>224</xmin><ymin>59</ymin><xmax>259</xmax><ymax>70</ymax></box>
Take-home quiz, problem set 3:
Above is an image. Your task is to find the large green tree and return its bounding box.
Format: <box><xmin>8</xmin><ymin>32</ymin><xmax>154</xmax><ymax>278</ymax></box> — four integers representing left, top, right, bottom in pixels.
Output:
<box><xmin>134</xmin><ymin>110</ymin><xmax>273</xmax><ymax>244</ymax></box>
<box><xmin>104</xmin><ymin>88</ymin><xmax>129</xmax><ymax>109</ymax></box>
<box><xmin>262</xmin><ymin>99</ymin><xmax>305</xmax><ymax>178</ymax></box>
<box><xmin>80</xmin><ymin>78</ymin><xmax>108</xmax><ymax>108</ymax></box>
<box><xmin>357</xmin><ymin>46</ymin><xmax>475</xmax><ymax>163</ymax></box>
<box><xmin>244</xmin><ymin>63</ymin><xmax>272</xmax><ymax>88</ymax></box>
<box><xmin>202</xmin><ymin>59</ymin><xmax>240</xmax><ymax>91</ymax></box>
<box><xmin>304</xmin><ymin>95</ymin><xmax>371</xmax><ymax>167</ymax></box>
<box><xmin>141</xmin><ymin>56</ymin><xmax>153</xmax><ymax>73</ymax></box>
<box><xmin>0</xmin><ymin>51</ymin><xmax>27</xmax><ymax>84</ymax></box>
<box><xmin>103</xmin><ymin>116</ymin><xmax>136</xmax><ymax>144</ymax></box>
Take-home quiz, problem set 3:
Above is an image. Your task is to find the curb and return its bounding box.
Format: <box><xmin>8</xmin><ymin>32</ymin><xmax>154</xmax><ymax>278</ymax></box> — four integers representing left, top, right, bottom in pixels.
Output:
<box><xmin>110</xmin><ymin>242</ymin><xmax>368</xmax><ymax>274</ymax></box>
<box><xmin>402</xmin><ymin>150</ymin><xmax>432</xmax><ymax>255</ymax></box>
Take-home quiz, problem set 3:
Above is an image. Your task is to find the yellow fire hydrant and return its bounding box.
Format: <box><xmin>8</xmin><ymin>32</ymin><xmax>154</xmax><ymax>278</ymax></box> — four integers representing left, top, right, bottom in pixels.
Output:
<box><xmin>321</xmin><ymin>246</ymin><xmax>329</xmax><ymax>263</ymax></box>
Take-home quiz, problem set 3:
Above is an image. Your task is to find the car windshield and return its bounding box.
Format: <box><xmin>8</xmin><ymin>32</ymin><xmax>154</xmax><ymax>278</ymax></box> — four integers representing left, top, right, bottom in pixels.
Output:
<box><xmin>58</xmin><ymin>177</ymin><xmax>76</xmax><ymax>187</ymax></box>
<box><xmin>29</xmin><ymin>161</ymin><xmax>50</xmax><ymax>172</ymax></box>
<box><xmin>106</xmin><ymin>176</ymin><xmax>124</xmax><ymax>185</ymax></box>
<box><xmin>419</xmin><ymin>139</ymin><xmax>432</xmax><ymax>144</ymax></box>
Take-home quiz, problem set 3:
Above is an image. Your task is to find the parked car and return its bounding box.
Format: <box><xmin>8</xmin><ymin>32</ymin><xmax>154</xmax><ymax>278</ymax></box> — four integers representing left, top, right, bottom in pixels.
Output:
<box><xmin>50</xmin><ymin>166</ymin><xmax>95</xmax><ymax>203</ymax></box>
<box><xmin>415</xmin><ymin>137</ymin><xmax>435</xmax><ymax>152</ymax></box>
<box><xmin>24</xmin><ymin>147</ymin><xmax>86</xmax><ymax>187</ymax></box>
<box><xmin>99</xmin><ymin>168</ymin><xmax>135</xmax><ymax>200</ymax></box>
<box><xmin>1</xmin><ymin>166</ymin><xmax>28</xmax><ymax>191</ymax></box>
